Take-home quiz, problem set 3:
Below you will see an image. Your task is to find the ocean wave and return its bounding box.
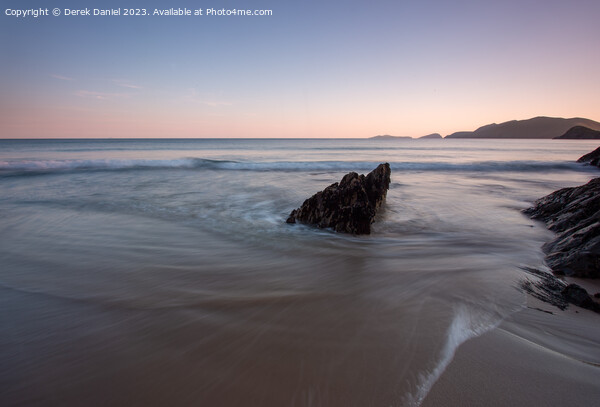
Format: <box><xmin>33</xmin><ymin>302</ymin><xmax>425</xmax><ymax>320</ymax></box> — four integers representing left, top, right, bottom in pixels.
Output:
<box><xmin>0</xmin><ymin>158</ymin><xmax>587</xmax><ymax>175</ymax></box>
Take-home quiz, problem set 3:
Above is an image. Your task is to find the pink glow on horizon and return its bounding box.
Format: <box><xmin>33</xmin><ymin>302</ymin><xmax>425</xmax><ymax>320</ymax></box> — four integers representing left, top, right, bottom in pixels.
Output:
<box><xmin>2</xmin><ymin>1</ymin><xmax>600</xmax><ymax>139</ymax></box>
<box><xmin>3</xmin><ymin>91</ymin><xmax>599</xmax><ymax>139</ymax></box>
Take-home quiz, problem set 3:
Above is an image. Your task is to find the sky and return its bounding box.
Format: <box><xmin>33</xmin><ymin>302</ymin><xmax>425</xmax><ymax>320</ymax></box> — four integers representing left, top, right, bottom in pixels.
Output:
<box><xmin>1</xmin><ymin>0</ymin><xmax>599</xmax><ymax>138</ymax></box>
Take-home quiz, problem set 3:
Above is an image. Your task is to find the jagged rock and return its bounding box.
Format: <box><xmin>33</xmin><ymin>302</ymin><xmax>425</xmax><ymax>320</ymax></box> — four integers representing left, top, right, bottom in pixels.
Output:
<box><xmin>520</xmin><ymin>268</ymin><xmax>600</xmax><ymax>313</ymax></box>
<box><xmin>286</xmin><ymin>163</ymin><xmax>391</xmax><ymax>235</ymax></box>
<box><xmin>577</xmin><ymin>146</ymin><xmax>600</xmax><ymax>167</ymax></box>
<box><xmin>524</xmin><ymin>177</ymin><xmax>600</xmax><ymax>278</ymax></box>
<box><xmin>520</xmin><ymin>267</ymin><xmax>569</xmax><ymax>310</ymax></box>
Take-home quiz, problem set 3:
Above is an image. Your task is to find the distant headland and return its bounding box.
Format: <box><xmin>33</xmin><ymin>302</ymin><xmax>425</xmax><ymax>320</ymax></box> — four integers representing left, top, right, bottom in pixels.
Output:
<box><xmin>369</xmin><ymin>133</ymin><xmax>441</xmax><ymax>140</ymax></box>
<box><xmin>370</xmin><ymin>135</ymin><xmax>412</xmax><ymax>140</ymax></box>
<box><xmin>445</xmin><ymin>116</ymin><xmax>600</xmax><ymax>139</ymax></box>
<box><xmin>370</xmin><ymin>116</ymin><xmax>600</xmax><ymax>139</ymax></box>
<box><xmin>420</xmin><ymin>133</ymin><xmax>443</xmax><ymax>139</ymax></box>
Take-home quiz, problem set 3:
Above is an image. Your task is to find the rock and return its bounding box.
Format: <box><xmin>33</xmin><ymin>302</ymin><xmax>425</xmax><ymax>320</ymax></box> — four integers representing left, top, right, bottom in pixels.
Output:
<box><xmin>524</xmin><ymin>178</ymin><xmax>600</xmax><ymax>232</ymax></box>
<box><xmin>520</xmin><ymin>268</ymin><xmax>600</xmax><ymax>313</ymax></box>
<box><xmin>524</xmin><ymin>177</ymin><xmax>600</xmax><ymax>278</ymax></box>
<box><xmin>561</xmin><ymin>284</ymin><xmax>599</xmax><ymax>311</ymax></box>
<box><xmin>520</xmin><ymin>267</ymin><xmax>569</xmax><ymax>310</ymax></box>
<box><xmin>577</xmin><ymin>146</ymin><xmax>600</xmax><ymax>167</ymax></box>
<box><xmin>556</xmin><ymin>126</ymin><xmax>600</xmax><ymax>139</ymax></box>
<box><xmin>286</xmin><ymin>163</ymin><xmax>391</xmax><ymax>235</ymax></box>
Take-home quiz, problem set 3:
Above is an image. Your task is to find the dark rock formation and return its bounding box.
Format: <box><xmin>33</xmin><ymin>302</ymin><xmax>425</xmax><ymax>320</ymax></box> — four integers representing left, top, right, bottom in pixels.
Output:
<box><xmin>520</xmin><ymin>267</ymin><xmax>600</xmax><ymax>313</ymax></box>
<box><xmin>556</xmin><ymin>126</ymin><xmax>600</xmax><ymax>139</ymax></box>
<box><xmin>562</xmin><ymin>284</ymin><xmax>598</xmax><ymax>310</ymax></box>
<box><xmin>286</xmin><ymin>163</ymin><xmax>391</xmax><ymax>235</ymax></box>
<box><xmin>520</xmin><ymin>267</ymin><xmax>569</xmax><ymax>310</ymax></box>
<box><xmin>577</xmin><ymin>146</ymin><xmax>600</xmax><ymax>167</ymax></box>
<box><xmin>524</xmin><ymin>177</ymin><xmax>600</xmax><ymax>278</ymax></box>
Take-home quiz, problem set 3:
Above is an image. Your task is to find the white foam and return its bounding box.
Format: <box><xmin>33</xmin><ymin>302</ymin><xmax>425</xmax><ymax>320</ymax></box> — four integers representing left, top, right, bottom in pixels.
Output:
<box><xmin>404</xmin><ymin>305</ymin><xmax>502</xmax><ymax>406</ymax></box>
<box><xmin>0</xmin><ymin>158</ymin><xmax>585</xmax><ymax>174</ymax></box>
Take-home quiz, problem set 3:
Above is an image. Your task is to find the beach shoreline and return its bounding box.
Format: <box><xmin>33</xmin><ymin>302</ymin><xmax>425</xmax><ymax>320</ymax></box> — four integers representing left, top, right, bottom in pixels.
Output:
<box><xmin>2</xmin><ymin>139</ymin><xmax>599</xmax><ymax>406</ymax></box>
<box><xmin>422</xmin><ymin>293</ymin><xmax>600</xmax><ymax>406</ymax></box>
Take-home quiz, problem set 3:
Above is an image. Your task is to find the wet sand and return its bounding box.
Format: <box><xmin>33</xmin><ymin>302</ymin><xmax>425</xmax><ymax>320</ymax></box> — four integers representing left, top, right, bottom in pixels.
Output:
<box><xmin>423</xmin><ymin>299</ymin><xmax>600</xmax><ymax>407</ymax></box>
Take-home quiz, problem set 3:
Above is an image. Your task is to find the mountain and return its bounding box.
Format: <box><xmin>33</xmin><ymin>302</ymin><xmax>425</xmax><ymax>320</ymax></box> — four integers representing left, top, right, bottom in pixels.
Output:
<box><xmin>445</xmin><ymin>117</ymin><xmax>600</xmax><ymax>139</ymax></box>
<box><xmin>555</xmin><ymin>126</ymin><xmax>600</xmax><ymax>139</ymax></box>
<box><xmin>370</xmin><ymin>135</ymin><xmax>412</xmax><ymax>139</ymax></box>
<box><xmin>419</xmin><ymin>133</ymin><xmax>442</xmax><ymax>139</ymax></box>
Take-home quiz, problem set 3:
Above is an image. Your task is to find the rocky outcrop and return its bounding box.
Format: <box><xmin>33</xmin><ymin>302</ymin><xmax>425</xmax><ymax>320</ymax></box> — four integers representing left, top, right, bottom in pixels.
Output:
<box><xmin>286</xmin><ymin>163</ymin><xmax>391</xmax><ymax>235</ymax></box>
<box><xmin>577</xmin><ymin>146</ymin><xmax>600</xmax><ymax>167</ymax></box>
<box><xmin>520</xmin><ymin>267</ymin><xmax>600</xmax><ymax>313</ymax></box>
<box><xmin>562</xmin><ymin>284</ymin><xmax>599</xmax><ymax>310</ymax></box>
<box><xmin>555</xmin><ymin>126</ymin><xmax>600</xmax><ymax>139</ymax></box>
<box><xmin>524</xmin><ymin>177</ymin><xmax>600</xmax><ymax>278</ymax></box>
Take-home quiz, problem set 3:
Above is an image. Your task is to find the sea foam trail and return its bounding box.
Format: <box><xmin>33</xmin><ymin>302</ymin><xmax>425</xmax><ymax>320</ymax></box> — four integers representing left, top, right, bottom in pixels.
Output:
<box><xmin>0</xmin><ymin>158</ymin><xmax>587</xmax><ymax>175</ymax></box>
<box><xmin>404</xmin><ymin>305</ymin><xmax>503</xmax><ymax>406</ymax></box>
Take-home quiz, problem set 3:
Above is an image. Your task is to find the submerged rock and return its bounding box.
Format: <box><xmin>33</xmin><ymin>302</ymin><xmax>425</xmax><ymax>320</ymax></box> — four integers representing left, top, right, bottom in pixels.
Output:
<box><xmin>520</xmin><ymin>267</ymin><xmax>600</xmax><ymax>313</ymax></box>
<box><xmin>577</xmin><ymin>146</ymin><xmax>600</xmax><ymax>167</ymax></box>
<box><xmin>286</xmin><ymin>163</ymin><xmax>391</xmax><ymax>235</ymax></box>
<box><xmin>524</xmin><ymin>177</ymin><xmax>600</xmax><ymax>278</ymax></box>
<box><xmin>562</xmin><ymin>284</ymin><xmax>598</xmax><ymax>310</ymax></box>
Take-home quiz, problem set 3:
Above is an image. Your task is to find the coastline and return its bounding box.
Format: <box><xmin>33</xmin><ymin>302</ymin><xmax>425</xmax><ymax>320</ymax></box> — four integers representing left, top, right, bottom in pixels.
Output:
<box><xmin>424</xmin><ymin>146</ymin><xmax>600</xmax><ymax>406</ymax></box>
<box><xmin>2</xmin><ymin>139</ymin><xmax>599</xmax><ymax>406</ymax></box>
<box><xmin>422</xmin><ymin>291</ymin><xmax>600</xmax><ymax>406</ymax></box>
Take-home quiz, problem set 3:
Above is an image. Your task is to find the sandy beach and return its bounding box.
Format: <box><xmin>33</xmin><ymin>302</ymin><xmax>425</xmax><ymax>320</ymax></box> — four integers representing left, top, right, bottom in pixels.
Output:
<box><xmin>423</xmin><ymin>293</ymin><xmax>600</xmax><ymax>407</ymax></box>
<box><xmin>1</xmin><ymin>139</ymin><xmax>599</xmax><ymax>406</ymax></box>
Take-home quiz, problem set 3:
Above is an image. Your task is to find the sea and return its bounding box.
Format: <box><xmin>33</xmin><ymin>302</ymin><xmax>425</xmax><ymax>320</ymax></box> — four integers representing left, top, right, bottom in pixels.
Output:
<box><xmin>0</xmin><ymin>138</ymin><xmax>598</xmax><ymax>406</ymax></box>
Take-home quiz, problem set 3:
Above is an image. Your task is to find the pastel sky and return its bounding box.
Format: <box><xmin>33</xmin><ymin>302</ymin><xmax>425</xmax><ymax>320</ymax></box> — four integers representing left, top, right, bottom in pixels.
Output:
<box><xmin>1</xmin><ymin>0</ymin><xmax>599</xmax><ymax>138</ymax></box>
